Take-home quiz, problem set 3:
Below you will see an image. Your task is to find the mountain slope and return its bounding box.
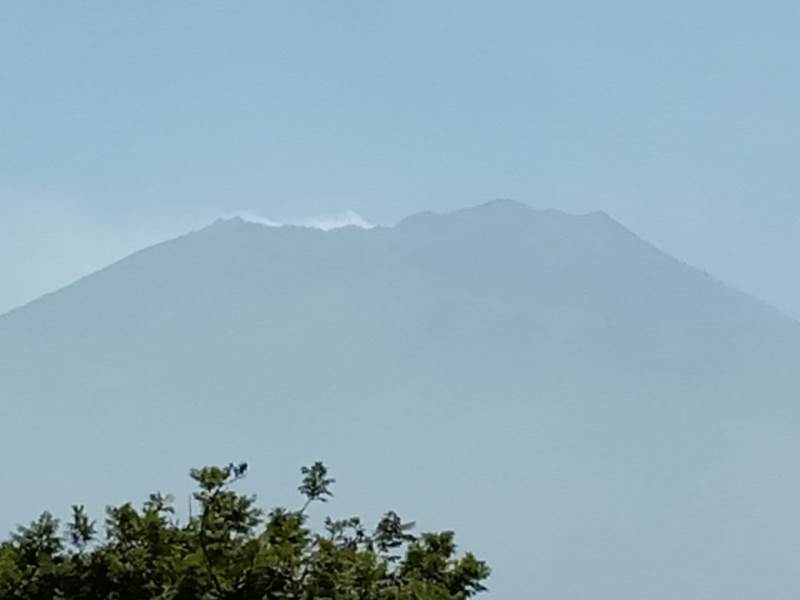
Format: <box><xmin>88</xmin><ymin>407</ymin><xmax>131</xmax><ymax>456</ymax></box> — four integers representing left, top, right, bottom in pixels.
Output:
<box><xmin>2</xmin><ymin>200</ymin><xmax>799</xmax><ymax>599</ymax></box>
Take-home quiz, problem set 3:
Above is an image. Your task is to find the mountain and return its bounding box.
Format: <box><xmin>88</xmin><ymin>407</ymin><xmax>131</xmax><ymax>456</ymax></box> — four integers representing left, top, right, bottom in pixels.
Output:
<box><xmin>2</xmin><ymin>200</ymin><xmax>799</xmax><ymax>599</ymax></box>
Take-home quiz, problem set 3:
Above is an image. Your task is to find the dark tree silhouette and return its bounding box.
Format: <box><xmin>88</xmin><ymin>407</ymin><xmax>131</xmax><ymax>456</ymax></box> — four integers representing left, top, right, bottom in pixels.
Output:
<box><xmin>0</xmin><ymin>462</ymin><xmax>489</xmax><ymax>599</ymax></box>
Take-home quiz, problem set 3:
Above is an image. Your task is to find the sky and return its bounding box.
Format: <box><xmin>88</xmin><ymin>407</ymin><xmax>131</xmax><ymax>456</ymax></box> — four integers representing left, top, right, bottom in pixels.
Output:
<box><xmin>1</xmin><ymin>1</ymin><xmax>799</xmax><ymax>317</ymax></box>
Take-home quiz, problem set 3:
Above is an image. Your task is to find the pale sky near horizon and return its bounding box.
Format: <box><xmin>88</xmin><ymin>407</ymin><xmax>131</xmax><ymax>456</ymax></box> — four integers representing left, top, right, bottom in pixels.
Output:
<box><xmin>1</xmin><ymin>1</ymin><xmax>799</xmax><ymax>317</ymax></box>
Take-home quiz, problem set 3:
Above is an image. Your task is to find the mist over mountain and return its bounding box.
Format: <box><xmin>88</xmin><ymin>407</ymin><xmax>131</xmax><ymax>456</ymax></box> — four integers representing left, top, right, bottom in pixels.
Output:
<box><xmin>2</xmin><ymin>200</ymin><xmax>799</xmax><ymax>599</ymax></box>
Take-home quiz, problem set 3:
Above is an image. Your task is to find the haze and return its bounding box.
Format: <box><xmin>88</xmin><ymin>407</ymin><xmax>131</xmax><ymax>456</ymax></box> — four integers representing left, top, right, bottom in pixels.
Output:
<box><xmin>2</xmin><ymin>3</ymin><xmax>800</xmax><ymax>599</ymax></box>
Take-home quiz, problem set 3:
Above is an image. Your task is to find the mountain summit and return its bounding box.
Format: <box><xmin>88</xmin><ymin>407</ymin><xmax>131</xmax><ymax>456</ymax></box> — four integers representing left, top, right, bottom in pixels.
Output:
<box><xmin>2</xmin><ymin>202</ymin><xmax>798</xmax><ymax>599</ymax></box>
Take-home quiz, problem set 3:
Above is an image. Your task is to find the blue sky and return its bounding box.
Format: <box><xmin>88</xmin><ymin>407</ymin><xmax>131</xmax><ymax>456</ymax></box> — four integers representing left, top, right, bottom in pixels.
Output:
<box><xmin>1</xmin><ymin>1</ymin><xmax>799</xmax><ymax>316</ymax></box>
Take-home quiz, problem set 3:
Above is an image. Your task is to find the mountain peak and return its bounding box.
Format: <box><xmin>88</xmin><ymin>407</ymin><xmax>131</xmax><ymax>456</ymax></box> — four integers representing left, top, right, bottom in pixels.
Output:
<box><xmin>202</xmin><ymin>216</ymin><xmax>256</xmax><ymax>232</ymax></box>
<box><xmin>473</xmin><ymin>198</ymin><xmax>531</xmax><ymax>212</ymax></box>
<box><xmin>396</xmin><ymin>200</ymin><xmax>616</xmax><ymax>233</ymax></box>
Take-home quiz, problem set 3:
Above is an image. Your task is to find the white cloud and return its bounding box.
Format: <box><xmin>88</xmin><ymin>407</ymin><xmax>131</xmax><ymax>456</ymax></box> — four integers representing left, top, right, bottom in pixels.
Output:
<box><xmin>226</xmin><ymin>211</ymin><xmax>283</xmax><ymax>227</ymax></box>
<box><xmin>301</xmin><ymin>209</ymin><xmax>374</xmax><ymax>231</ymax></box>
<box><xmin>231</xmin><ymin>209</ymin><xmax>374</xmax><ymax>231</ymax></box>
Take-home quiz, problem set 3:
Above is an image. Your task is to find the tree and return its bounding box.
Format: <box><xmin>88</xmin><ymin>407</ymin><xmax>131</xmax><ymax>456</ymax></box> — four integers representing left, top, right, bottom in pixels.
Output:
<box><xmin>0</xmin><ymin>462</ymin><xmax>490</xmax><ymax>599</ymax></box>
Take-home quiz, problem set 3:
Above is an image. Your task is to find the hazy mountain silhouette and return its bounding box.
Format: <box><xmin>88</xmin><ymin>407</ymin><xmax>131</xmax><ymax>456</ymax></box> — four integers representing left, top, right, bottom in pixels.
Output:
<box><xmin>2</xmin><ymin>200</ymin><xmax>799</xmax><ymax>599</ymax></box>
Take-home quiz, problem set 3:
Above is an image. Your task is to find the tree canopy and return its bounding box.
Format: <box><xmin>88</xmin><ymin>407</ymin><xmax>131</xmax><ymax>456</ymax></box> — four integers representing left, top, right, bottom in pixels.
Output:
<box><xmin>0</xmin><ymin>462</ymin><xmax>490</xmax><ymax>599</ymax></box>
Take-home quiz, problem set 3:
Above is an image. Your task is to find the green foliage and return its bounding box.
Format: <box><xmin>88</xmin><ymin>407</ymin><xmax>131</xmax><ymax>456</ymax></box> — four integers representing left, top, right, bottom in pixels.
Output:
<box><xmin>298</xmin><ymin>461</ymin><xmax>335</xmax><ymax>511</ymax></box>
<box><xmin>0</xmin><ymin>463</ymin><xmax>489</xmax><ymax>599</ymax></box>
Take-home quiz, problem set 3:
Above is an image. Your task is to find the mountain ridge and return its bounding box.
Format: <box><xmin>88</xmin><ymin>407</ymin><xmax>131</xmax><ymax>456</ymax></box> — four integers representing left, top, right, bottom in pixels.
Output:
<box><xmin>2</xmin><ymin>201</ymin><xmax>794</xmax><ymax>326</ymax></box>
